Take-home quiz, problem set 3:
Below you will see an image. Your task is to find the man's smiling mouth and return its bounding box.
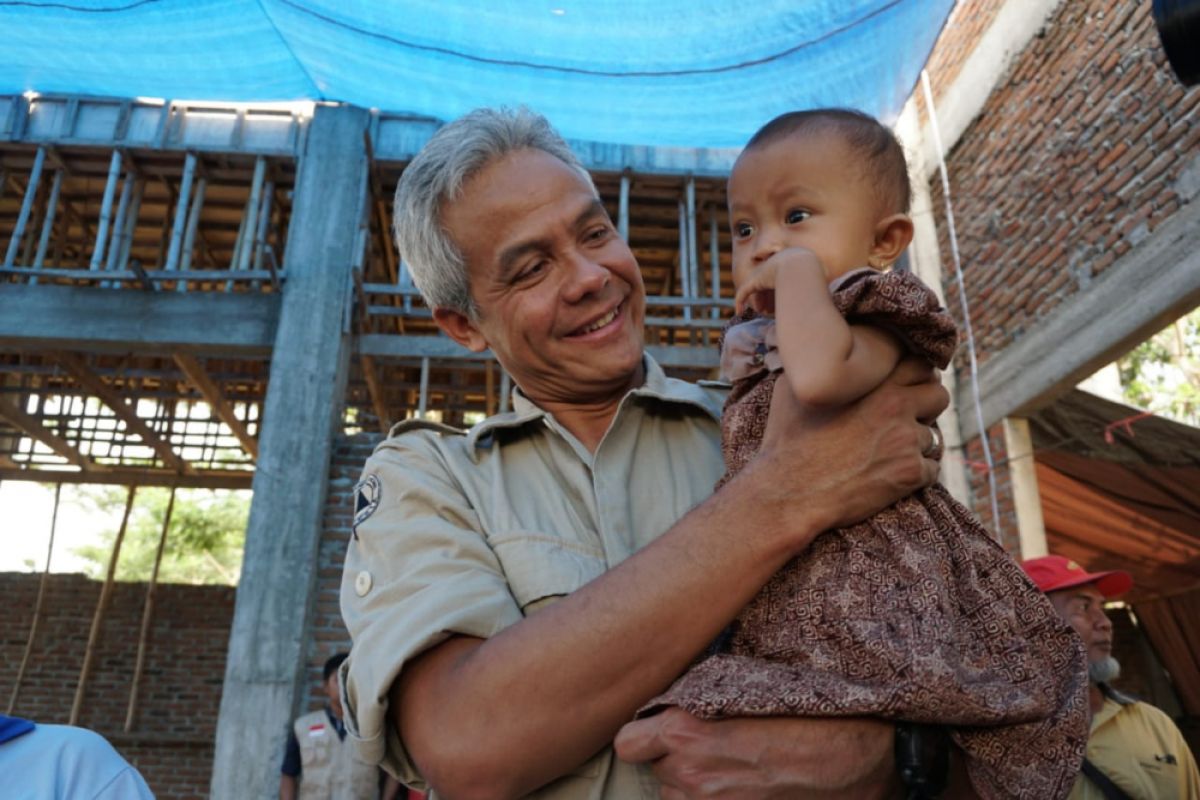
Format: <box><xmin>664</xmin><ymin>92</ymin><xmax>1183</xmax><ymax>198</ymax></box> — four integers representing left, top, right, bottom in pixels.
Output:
<box><xmin>572</xmin><ymin>302</ymin><xmax>622</xmax><ymax>336</ymax></box>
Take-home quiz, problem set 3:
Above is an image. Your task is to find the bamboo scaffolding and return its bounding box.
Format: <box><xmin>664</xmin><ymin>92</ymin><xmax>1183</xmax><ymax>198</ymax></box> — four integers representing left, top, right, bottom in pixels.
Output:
<box><xmin>7</xmin><ymin>483</ymin><xmax>62</xmax><ymax>715</ymax></box>
<box><xmin>125</xmin><ymin>486</ymin><xmax>176</xmax><ymax>732</ymax></box>
<box><xmin>70</xmin><ymin>485</ymin><xmax>137</xmax><ymax>726</ymax></box>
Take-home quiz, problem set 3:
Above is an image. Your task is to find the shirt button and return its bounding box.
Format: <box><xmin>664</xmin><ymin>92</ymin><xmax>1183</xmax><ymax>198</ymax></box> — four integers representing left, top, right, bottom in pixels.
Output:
<box><xmin>354</xmin><ymin>570</ymin><xmax>373</xmax><ymax>596</ymax></box>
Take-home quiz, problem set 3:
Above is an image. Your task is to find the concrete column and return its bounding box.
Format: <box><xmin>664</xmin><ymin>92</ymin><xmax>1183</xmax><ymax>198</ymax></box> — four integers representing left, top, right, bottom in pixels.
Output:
<box><xmin>210</xmin><ymin>104</ymin><xmax>369</xmax><ymax>799</ymax></box>
<box><xmin>1002</xmin><ymin>417</ymin><xmax>1048</xmax><ymax>559</ymax></box>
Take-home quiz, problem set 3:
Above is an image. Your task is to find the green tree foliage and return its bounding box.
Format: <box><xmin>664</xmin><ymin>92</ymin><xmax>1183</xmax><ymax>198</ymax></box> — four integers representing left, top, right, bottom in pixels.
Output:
<box><xmin>72</xmin><ymin>487</ymin><xmax>250</xmax><ymax>585</ymax></box>
<box><xmin>1117</xmin><ymin>308</ymin><xmax>1200</xmax><ymax>426</ymax></box>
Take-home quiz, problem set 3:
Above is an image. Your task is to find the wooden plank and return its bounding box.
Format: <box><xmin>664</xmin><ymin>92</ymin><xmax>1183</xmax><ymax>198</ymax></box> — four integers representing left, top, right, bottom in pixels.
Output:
<box><xmin>173</xmin><ymin>353</ymin><xmax>259</xmax><ymax>458</ymax></box>
<box><xmin>52</xmin><ymin>351</ymin><xmax>193</xmax><ymax>474</ymax></box>
<box><xmin>0</xmin><ymin>397</ymin><xmax>101</xmax><ymax>471</ymax></box>
<box><xmin>70</xmin><ymin>485</ymin><xmax>136</xmax><ymax>726</ymax></box>
<box><xmin>359</xmin><ymin>353</ymin><xmax>391</xmax><ymax>433</ymax></box>
<box><xmin>958</xmin><ymin>201</ymin><xmax>1200</xmax><ymax>439</ymax></box>
<box><xmin>211</xmin><ymin>104</ymin><xmax>368</xmax><ymax>800</ymax></box>
<box><xmin>0</xmin><ymin>284</ymin><xmax>280</xmax><ymax>357</ymax></box>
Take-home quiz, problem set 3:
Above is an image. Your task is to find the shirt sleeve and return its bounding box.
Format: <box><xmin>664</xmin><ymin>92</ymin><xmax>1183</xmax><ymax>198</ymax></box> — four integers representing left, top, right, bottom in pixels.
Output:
<box><xmin>339</xmin><ymin>433</ymin><xmax>523</xmax><ymax>787</ymax></box>
<box><xmin>281</xmin><ymin>727</ymin><xmax>301</xmax><ymax>777</ymax></box>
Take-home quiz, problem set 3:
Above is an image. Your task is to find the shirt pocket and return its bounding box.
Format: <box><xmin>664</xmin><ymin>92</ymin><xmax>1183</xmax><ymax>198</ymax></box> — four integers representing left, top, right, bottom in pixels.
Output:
<box><xmin>489</xmin><ymin>533</ymin><xmax>607</xmax><ymax>613</ymax></box>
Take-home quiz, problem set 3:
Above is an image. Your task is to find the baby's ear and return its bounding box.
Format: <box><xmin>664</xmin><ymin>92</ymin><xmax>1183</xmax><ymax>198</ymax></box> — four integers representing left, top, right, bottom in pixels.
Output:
<box><xmin>871</xmin><ymin>214</ymin><xmax>914</xmax><ymax>265</ymax></box>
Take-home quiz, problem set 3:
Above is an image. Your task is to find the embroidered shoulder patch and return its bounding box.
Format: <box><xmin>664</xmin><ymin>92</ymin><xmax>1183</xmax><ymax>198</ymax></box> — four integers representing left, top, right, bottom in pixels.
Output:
<box><xmin>353</xmin><ymin>474</ymin><xmax>381</xmax><ymax>538</ymax></box>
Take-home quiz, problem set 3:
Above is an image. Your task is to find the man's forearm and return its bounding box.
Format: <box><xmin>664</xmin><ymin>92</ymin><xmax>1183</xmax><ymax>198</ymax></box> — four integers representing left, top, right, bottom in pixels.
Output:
<box><xmin>397</xmin><ymin>453</ymin><xmax>824</xmax><ymax>798</ymax></box>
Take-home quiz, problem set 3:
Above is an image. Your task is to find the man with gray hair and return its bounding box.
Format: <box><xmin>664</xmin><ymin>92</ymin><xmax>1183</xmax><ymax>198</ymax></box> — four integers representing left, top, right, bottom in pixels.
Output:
<box><xmin>340</xmin><ymin>106</ymin><xmax>952</xmax><ymax>798</ymax></box>
<box><xmin>1021</xmin><ymin>555</ymin><xmax>1200</xmax><ymax>800</ymax></box>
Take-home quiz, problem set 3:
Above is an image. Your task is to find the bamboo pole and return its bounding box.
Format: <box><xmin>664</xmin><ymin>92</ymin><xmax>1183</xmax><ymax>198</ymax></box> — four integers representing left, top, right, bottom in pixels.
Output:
<box><xmin>7</xmin><ymin>483</ymin><xmax>62</xmax><ymax>714</ymax></box>
<box><xmin>70</xmin><ymin>485</ymin><xmax>137</xmax><ymax>726</ymax></box>
<box><xmin>4</xmin><ymin>146</ymin><xmax>45</xmax><ymax>267</ymax></box>
<box><xmin>125</xmin><ymin>486</ymin><xmax>176</xmax><ymax>731</ymax></box>
<box><xmin>89</xmin><ymin>150</ymin><xmax>123</xmax><ymax>271</ymax></box>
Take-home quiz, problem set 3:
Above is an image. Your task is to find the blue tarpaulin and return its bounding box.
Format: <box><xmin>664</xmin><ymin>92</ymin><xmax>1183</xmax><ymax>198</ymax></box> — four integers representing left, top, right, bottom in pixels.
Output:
<box><xmin>0</xmin><ymin>0</ymin><xmax>955</xmax><ymax>148</ymax></box>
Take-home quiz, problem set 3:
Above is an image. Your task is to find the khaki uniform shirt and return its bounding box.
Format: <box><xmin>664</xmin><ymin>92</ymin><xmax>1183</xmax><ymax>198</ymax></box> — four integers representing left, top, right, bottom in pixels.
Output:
<box><xmin>340</xmin><ymin>356</ymin><xmax>726</xmax><ymax>799</ymax></box>
<box><xmin>1070</xmin><ymin>688</ymin><xmax>1200</xmax><ymax>800</ymax></box>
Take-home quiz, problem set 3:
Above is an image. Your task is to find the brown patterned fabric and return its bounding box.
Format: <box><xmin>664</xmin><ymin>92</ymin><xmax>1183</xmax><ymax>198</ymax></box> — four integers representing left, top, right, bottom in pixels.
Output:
<box><xmin>644</xmin><ymin>270</ymin><xmax>1090</xmax><ymax>800</ymax></box>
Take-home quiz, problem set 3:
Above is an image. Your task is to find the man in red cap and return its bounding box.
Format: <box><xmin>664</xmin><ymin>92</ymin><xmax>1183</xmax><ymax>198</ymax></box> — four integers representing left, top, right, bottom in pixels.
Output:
<box><xmin>1022</xmin><ymin>554</ymin><xmax>1199</xmax><ymax>800</ymax></box>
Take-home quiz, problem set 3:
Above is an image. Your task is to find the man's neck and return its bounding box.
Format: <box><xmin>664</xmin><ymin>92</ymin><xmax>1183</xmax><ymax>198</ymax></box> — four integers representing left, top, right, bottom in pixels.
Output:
<box><xmin>521</xmin><ymin>362</ymin><xmax>646</xmax><ymax>453</ymax></box>
<box><xmin>1089</xmin><ymin>683</ymin><xmax>1105</xmax><ymax>715</ymax></box>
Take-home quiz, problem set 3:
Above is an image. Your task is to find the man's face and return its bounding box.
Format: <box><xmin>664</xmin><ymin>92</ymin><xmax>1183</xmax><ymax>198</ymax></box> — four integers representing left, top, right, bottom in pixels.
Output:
<box><xmin>324</xmin><ymin>673</ymin><xmax>344</xmax><ymax>720</ymax></box>
<box><xmin>436</xmin><ymin>148</ymin><xmax>646</xmax><ymax>405</ymax></box>
<box><xmin>1047</xmin><ymin>583</ymin><xmax>1115</xmax><ymax>668</ymax></box>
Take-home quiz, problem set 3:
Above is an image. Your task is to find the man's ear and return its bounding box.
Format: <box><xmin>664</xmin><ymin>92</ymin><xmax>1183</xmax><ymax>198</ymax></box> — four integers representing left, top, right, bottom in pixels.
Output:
<box><xmin>432</xmin><ymin>306</ymin><xmax>489</xmax><ymax>353</ymax></box>
<box><xmin>871</xmin><ymin>214</ymin><xmax>914</xmax><ymax>266</ymax></box>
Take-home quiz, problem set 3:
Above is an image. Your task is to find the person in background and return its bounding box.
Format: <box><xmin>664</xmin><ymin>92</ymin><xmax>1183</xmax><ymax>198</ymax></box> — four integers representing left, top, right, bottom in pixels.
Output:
<box><xmin>1022</xmin><ymin>554</ymin><xmax>1200</xmax><ymax>800</ymax></box>
<box><xmin>281</xmin><ymin>653</ymin><xmax>402</xmax><ymax>800</ymax></box>
<box><xmin>0</xmin><ymin>713</ymin><xmax>155</xmax><ymax>799</ymax></box>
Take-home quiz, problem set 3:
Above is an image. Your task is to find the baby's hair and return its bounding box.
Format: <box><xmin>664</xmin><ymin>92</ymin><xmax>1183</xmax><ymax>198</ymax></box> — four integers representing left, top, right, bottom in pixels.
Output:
<box><xmin>744</xmin><ymin>108</ymin><xmax>911</xmax><ymax>215</ymax></box>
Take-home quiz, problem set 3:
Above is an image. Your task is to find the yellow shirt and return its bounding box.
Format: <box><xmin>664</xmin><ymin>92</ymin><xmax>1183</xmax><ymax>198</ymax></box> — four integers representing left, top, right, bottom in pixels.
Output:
<box><xmin>339</xmin><ymin>356</ymin><xmax>726</xmax><ymax>799</ymax></box>
<box><xmin>1069</xmin><ymin>692</ymin><xmax>1200</xmax><ymax>800</ymax></box>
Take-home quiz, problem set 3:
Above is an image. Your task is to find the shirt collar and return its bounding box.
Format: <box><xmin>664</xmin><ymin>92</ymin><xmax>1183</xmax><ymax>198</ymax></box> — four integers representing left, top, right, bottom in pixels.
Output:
<box><xmin>464</xmin><ymin>353</ymin><xmax>723</xmax><ymax>454</ymax></box>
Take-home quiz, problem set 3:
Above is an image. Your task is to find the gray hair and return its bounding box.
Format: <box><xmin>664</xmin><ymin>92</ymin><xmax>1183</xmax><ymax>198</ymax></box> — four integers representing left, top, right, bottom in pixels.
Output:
<box><xmin>393</xmin><ymin>107</ymin><xmax>597</xmax><ymax>316</ymax></box>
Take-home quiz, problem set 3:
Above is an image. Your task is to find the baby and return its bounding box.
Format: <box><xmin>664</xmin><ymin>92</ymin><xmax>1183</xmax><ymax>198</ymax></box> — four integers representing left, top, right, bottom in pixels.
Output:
<box><xmin>644</xmin><ymin>110</ymin><xmax>1090</xmax><ymax>799</ymax></box>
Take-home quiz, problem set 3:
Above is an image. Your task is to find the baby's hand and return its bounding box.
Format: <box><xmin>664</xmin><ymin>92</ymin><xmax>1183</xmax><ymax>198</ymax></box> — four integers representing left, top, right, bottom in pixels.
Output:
<box><xmin>733</xmin><ymin>247</ymin><xmax>823</xmax><ymax>316</ymax></box>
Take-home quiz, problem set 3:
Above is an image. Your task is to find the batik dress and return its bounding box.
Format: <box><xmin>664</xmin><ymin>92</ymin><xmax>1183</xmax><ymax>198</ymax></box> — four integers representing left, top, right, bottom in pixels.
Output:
<box><xmin>644</xmin><ymin>268</ymin><xmax>1090</xmax><ymax>800</ymax></box>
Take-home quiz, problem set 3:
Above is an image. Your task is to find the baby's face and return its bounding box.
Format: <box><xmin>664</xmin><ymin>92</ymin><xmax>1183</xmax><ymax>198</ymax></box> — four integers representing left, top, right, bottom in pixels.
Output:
<box><xmin>728</xmin><ymin>130</ymin><xmax>884</xmax><ymax>291</ymax></box>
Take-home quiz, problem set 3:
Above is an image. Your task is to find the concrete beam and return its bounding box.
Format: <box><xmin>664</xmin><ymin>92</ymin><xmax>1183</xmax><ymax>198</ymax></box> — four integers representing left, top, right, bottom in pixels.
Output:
<box><xmin>0</xmin><ymin>284</ymin><xmax>280</xmax><ymax>357</ymax></box>
<box><xmin>211</xmin><ymin>104</ymin><xmax>368</xmax><ymax>800</ymax></box>
<box><xmin>173</xmin><ymin>353</ymin><xmax>259</xmax><ymax>458</ymax></box>
<box><xmin>958</xmin><ymin>200</ymin><xmax>1200</xmax><ymax>439</ymax></box>
<box><xmin>357</xmin><ymin>334</ymin><xmax>718</xmax><ymax>370</ymax></box>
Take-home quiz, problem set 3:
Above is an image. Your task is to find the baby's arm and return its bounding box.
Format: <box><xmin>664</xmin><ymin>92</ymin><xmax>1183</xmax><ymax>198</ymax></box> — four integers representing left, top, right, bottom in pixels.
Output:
<box><xmin>748</xmin><ymin>248</ymin><xmax>904</xmax><ymax>408</ymax></box>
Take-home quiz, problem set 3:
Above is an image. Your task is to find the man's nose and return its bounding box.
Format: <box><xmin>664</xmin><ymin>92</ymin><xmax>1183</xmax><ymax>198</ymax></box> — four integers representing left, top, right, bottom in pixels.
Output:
<box><xmin>562</xmin><ymin>252</ymin><xmax>610</xmax><ymax>302</ymax></box>
<box><xmin>1094</xmin><ymin>606</ymin><xmax>1113</xmax><ymax>631</ymax></box>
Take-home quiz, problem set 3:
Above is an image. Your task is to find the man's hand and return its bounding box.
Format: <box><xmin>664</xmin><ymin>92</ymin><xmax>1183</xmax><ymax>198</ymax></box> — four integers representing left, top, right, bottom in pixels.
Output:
<box><xmin>614</xmin><ymin>709</ymin><xmax>899</xmax><ymax>800</ymax></box>
<box><xmin>752</xmin><ymin>353</ymin><xmax>948</xmax><ymax>538</ymax></box>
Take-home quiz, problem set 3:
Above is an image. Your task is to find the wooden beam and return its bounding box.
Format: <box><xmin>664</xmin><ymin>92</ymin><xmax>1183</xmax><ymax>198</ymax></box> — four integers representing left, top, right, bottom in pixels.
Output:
<box><xmin>0</xmin><ymin>398</ymin><xmax>102</xmax><ymax>471</ymax></box>
<box><xmin>0</xmin><ymin>466</ymin><xmax>252</xmax><ymax>489</ymax></box>
<box><xmin>958</xmin><ymin>201</ymin><xmax>1200</xmax><ymax>439</ymax></box>
<box><xmin>0</xmin><ymin>284</ymin><xmax>280</xmax><ymax>357</ymax></box>
<box><xmin>52</xmin><ymin>351</ymin><xmax>193</xmax><ymax>474</ymax></box>
<box><xmin>359</xmin><ymin>353</ymin><xmax>391</xmax><ymax>433</ymax></box>
<box><xmin>173</xmin><ymin>353</ymin><xmax>259</xmax><ymax>458</ymax></box>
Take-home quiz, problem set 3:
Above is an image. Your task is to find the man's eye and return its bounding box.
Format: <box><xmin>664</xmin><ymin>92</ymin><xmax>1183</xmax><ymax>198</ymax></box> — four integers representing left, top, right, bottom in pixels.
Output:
<box><xmin>786</xmin><ymin>209</ymin><xmax>810</xmax><ymax>224</ymax></box>
<box><xmin>516</xmin><ymin>262</ymin><xmax>546</xmax><ymax>281</ymax></box>
<box><xmin>585</xmin><ymin>226</ymin><xmax>611</xmax><ymax>243</ymax></box>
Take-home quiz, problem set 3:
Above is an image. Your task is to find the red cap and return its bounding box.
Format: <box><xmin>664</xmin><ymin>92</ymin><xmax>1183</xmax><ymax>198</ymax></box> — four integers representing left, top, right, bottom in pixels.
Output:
<box><xmin>1020</xmin><ymin>555</ymin><xmax>1133</xmax><ymax>598</ymax></box>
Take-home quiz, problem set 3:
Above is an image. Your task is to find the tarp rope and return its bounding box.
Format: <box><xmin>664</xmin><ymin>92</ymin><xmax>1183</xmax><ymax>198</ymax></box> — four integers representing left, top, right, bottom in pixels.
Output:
<box><xmin>920</xmin><ymin>69</ymin><xmax>1003</xmax><ymax>541</ymax></box>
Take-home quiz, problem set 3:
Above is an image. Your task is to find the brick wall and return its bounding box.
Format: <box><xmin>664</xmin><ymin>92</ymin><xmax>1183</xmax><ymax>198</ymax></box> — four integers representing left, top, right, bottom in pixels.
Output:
<box><xmin>930</xmin><ymin>0</ymin><xmax>1198</xmax><ymax>368</ymax></box>
<box><xmin>961</xmin><ymin>421</ymin><xmax>1021</xmax><ymax>554</ymax></box>
<box><xmin>0</xmin><ymin>435</ymin><xmax>382</xmax><ymax>797</ymax></box>
<box><xmin>302</xmin><ymin>432</ymin><xmax>383</xmax><ymax>710</ymax></box>
<box><xmin>0</xmin><ymin>573</ymin><xmax>234</xmax><ymax>799</ymax></box>
<box><xmin>920</xmin><ymin>0</ymin><xmax>1007</xmax><ymax>110</ymax></box>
